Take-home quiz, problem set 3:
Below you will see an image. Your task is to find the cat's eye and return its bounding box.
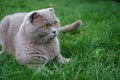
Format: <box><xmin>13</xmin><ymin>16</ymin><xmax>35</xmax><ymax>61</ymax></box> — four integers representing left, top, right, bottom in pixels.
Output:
<box><xmin>52</xmin><ymin>22</ymin><xmax>57</xmax><ymax>27</ymax></box>
<box><xmin>42</xmin><ymin>25</ymin><xmax>48</xmax><ymax>30</ymax></box>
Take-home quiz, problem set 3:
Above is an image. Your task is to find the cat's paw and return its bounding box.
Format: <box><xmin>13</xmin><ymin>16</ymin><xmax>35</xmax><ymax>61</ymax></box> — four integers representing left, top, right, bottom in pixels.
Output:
<box><xmin>61</xmin><ymin>58</ymin><xmax>70</xmax><ymax>64</ymax></box>
<box><xmin>56</xmin><ymin>55</ymin><xmax>70</xmax><ymax>64</ymax></box>
<box><xmin>65</xmin><ymin>58</ymin><xmax>70</xmax><ymax>63</ymax></box>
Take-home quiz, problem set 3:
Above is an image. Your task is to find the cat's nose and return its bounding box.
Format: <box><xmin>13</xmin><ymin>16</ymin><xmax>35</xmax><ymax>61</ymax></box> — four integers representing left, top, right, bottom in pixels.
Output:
<box><xmin>52</xmin><ymin>31</ymin><xmax>56</xmax><ymax>34</ymax></box>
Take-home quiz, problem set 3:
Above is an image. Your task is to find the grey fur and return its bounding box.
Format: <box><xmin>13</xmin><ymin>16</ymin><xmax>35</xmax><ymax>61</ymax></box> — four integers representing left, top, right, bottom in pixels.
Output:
<box><xmin>0</xmin><ymin>8</ymin><xmax>82</xmax><ymax>67</ymax></box>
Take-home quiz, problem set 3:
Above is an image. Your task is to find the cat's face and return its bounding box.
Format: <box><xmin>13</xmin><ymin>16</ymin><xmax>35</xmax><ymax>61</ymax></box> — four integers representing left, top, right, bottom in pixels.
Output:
<box><xmin>26</xmin><ymin>8</ymin><xmax>60</xmax><ymax>43</ymax></box>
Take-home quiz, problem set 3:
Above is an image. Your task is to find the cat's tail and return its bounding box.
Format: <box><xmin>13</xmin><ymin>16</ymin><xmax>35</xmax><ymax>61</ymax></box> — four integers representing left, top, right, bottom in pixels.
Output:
<box><xmin>58</xmin><ymin>20</ymin><xmax>82</xmax><ymax>31</ymax></box>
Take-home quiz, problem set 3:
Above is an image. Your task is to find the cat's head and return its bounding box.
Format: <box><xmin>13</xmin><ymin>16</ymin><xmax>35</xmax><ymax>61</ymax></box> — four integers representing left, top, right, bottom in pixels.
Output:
<box><xmin>25</xmin><ymin>8</ymin><xmax>60</xmax><ymax>43</ymax></box>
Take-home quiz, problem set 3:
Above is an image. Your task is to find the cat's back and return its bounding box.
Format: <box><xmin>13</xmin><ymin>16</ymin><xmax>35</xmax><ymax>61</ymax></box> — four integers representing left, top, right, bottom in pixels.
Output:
<box><xmin>0</xmin><ymin>13</ymin><xmax>27</xmax><ymax>35</ymax></box>
<box><xmin>8</xmin><ymin>13</ymin><xmax>27</xmax><ymax>29</ymax></box>
<box><xmin>7</xmin><ymin>13</ymin><xmax>27</xmax><ymax>37</ymax></box>
<box><xmin>0</xmin><ymin>13</ymin><xmax>27</xmax><ymax>54</ymax></box>
<box><xmin>9</xmin><ymin>13</ymin><xmax>28</xmax><ymax>53</ymax></box>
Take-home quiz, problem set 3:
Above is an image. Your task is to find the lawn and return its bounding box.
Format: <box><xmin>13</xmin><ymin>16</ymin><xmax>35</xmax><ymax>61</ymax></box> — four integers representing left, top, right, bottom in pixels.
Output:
<box><xmin>0</xmin><ymin>0</ymin><xmax>120</xmax><ymax>80</ymax></box>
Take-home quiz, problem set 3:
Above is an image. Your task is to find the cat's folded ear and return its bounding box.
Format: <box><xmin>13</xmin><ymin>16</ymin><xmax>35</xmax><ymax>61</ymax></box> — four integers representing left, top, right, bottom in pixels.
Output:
<box><xmin>29</xmin><ymin>12</ymin><xmax>45</xmax><ymax>26</ymax></box>
<box><xmin>29</xmin><ymin>12</ymin><xmax>39</xmax><ymax>23</ymax></box>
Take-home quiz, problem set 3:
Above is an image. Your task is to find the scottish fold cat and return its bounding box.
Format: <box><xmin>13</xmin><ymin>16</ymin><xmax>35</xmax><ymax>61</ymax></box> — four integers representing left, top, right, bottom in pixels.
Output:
<box><xmin>0</xmin><ymin>8</ymin><xmax>82</xmax><ymax>67</ymax></box>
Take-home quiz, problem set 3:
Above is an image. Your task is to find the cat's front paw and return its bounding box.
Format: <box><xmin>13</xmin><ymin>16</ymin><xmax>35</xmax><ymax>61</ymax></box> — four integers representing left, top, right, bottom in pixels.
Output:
<box><xmin>56</xmin><ymin>55</ymin><xmax>70</xmax><ymax>64</ymax></box>
<box><xmin>58</xmin><ymin>58</ymin><xmax>70</xmax><ymax>64</ymax></box>
<box><xmin>64</xmin><ymin>58</ymin><xmax>70</xmax><ymax>63</ymax></box>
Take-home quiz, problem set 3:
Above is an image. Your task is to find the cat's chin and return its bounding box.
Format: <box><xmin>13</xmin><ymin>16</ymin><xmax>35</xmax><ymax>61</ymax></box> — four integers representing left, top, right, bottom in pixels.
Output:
<box><xmin>54</xmin><ymin>34</ymin><xmax>57</xmax><ymax>37</ymax></box>
<box><xmin>49</xmin><ymin>35</ymin><xmax>57</xmax><ymax>40</ymax></box>
<box><xmin>39</xmin><ymin>35</ymin><xmax>57</xmax><ymax>44</ymax></box>
<box><xmin>48</xmin><ymin>34</ymin><xmax>57</xmax><ymax>39</ymax></box>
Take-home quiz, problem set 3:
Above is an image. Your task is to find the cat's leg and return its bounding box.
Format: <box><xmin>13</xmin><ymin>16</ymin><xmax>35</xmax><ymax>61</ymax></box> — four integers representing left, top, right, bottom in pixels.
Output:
<box><xmin>58</xmin><ymin>20</ymin><xmax>82</xmax><ymax>31</ymax></box>
<box><xmin>56</xmin><ymin>54</ymin><xmax>70</xmax><ymax>64</ymax></box>
<box><xmin>16</xmin><ymin>52</ymin><xmax>47</xmax><ymax>68</ymax></box>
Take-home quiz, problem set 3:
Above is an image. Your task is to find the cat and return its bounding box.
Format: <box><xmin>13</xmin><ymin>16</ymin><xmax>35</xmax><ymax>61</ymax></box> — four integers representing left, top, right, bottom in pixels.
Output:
<box><xmin>0</xmin><ymin>8</ymin><xmax>82</xmax><ymax>67</ymax></box>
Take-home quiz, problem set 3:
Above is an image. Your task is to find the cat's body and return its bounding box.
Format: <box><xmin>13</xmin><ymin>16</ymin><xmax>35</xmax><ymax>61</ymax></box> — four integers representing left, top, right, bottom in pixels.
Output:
<box><xmin>0</xmin><ymin>13</ymin><xmax>27</xmax><ymax>55</ymax></box>
<box><xmin>0</xmin><ymin>8</ymin><xmax>82</xmax><ymax>66</ymax></box>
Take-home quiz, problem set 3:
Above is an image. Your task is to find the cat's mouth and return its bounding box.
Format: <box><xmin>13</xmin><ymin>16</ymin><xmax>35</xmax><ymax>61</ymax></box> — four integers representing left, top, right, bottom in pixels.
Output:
<box><xmin>49</xmin><ymin>34</ymin><xmax>57</xmax><ymax>40</ymax></box>
<box><xmin>54</xmin><ymin>34</ymin><xmax>57</xmax><ymax>37</ymax></box>
<box><xmin>51</xmin><ymin>34</ymin><xmax>57</xmax><ymax>39</ymax></box>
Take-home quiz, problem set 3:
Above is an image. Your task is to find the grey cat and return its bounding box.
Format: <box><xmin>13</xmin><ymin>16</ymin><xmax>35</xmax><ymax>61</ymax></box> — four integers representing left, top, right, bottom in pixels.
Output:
<box><xmin>0</xmin><ymin>8</ymin><xmax>82</xmax><ymax>67</ymax></box>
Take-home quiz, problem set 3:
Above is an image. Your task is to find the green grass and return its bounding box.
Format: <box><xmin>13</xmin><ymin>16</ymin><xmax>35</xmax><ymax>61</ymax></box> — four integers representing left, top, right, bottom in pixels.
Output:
<box><xmin>0</xmin><ymin>0</ymin><xmax>120</xmax><ymax>80</ymax></box>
